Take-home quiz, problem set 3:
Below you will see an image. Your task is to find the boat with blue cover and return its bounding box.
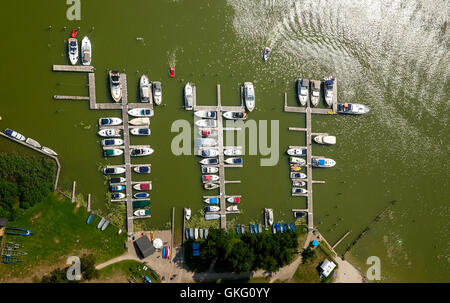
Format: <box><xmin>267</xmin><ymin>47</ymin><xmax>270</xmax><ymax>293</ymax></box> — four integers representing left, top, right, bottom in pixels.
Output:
<box><xmin>199</xmin><ymin>158</ymin><xmax>219</xmax><ymax>165</ymax></box>
<box><xmin>86</xmin><ymin>213</ymin><xmax>95</xmax><ymax>224</ymax></box>
<box><xmin>249</xmin><ymin>224</ymin><xmax>254</xmax><ymax>233</ymax></box>
<box><xmin>134</xmin><ymin>192</ymin><xmax>149</xmax><ymax>199</ymax></box>
<box><xmin>204</xmin><ymin>197</ymin><xmax>219</xmax><ymax>204</ymax></box>
<box><xmin>133</xmin><ymin>200</ymin><xmax>150</xmax><ymax>208</ymax></box>
<box><xmin>337</xmin><ymin>102</ymin><xmax>370</xmax><ymax>114</ymax></box>
<box><xmin>110</xmin><ymin>184</ymin><xmax>125</xmax><ymax>191</ymax></box>
<box><xmin>128</xmin><ymin>108</ymin><xmax>153</xmax><ymax>117</ymax></box>
<box><xmin>133</xmin><ymin>165</ymin><xmax>150</xmax><ymax>174</ymax></box>
<box><xmin>5</xmin><ymin>128</ymin><xmax>25</xmax><ymax>141</ymax></box>
<box><xmin>312</xmin><ymin>158</ymin><xmax>336</xmax><ymax>168</ymax></box>
<box><xmin>283</xmin><ymin>223</ymin><xmax>288</xmax><ymax>232</ymax></box>
<box><xmin>111</xmin><ymin>193</ymin><xmax>125</xmax><ymax>200</ymax></box>
<box><xmin>102</xmin><ymin>139</ymin><xmax>124</xmax><ymax>147</ymax></box>
<box><xmin>130</xmin><ymin>128</ymin><xmax>151</xmax><ymax>136</ymax></box>
<box><xmin>287</xmin><ymin>148</ymin><xmax>307</xmax><ymax>156</ymax></box>
<box><xmin>99</xmin><ymin>117</ymin><xmax>122</xmax><ymax>126</ymax></box>
<box><xmin>289</xmin><ymin>223</ymin><xmax>296</xmax><ymax>232</ymax></box>
<box><xmin>236</xmin><ymin>224</ymin><xmax>241</xmax><ymax>234</ymax></box>
<box><xmin>204</xmin><ymin>206</ymin><xmax>220</xmax><ymax>212</ymax></box>
<box><xmin>5</xmin><ymin>227</ymin><xmax>32</xmax><ymax>236</ymax></box>
<box><xmin>224</xmin><ymin>157</ymin><xmax>243</xmax><ymax>165</ymax></box>
<box><xmin>290</xmin><ymin>172</ymin><xmax>307</xmax><ymax>179</ymax></box>
<box><xmin>276</xmin><ymin>224</ymin><xmax>281</xmax><ymax>233</ymax></box>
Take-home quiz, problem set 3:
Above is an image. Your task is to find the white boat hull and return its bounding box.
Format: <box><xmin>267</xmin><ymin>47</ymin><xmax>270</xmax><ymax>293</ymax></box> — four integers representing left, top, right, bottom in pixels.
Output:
<box><xmin>81</xmin><ymin>37</ymin><xmax>91</xmax><ymax>66</ymax></box>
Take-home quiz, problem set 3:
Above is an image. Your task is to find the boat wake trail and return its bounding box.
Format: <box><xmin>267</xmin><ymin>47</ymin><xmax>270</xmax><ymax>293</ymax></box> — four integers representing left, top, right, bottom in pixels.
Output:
<box><xmin>227</xmin><ymin>0</ymin><xmax>450</xmax><ymax>169</ymax></box>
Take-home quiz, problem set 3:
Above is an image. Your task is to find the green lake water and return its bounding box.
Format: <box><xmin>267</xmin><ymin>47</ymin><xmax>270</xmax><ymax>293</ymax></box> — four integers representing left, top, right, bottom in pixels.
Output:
<box><xmin>0</xmin><ymin>0</ymin><xmax>448</xmax><ymax>282</ymax></box>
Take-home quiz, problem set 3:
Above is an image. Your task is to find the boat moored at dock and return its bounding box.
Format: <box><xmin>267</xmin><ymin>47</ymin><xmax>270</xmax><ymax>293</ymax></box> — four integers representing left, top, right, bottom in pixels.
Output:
<box><xmin>292</xmin><ymin>187</ymin><xmax>308</xmax><ymax>194</ymax></box>
<box><xmin>99</xmin><ymin>117</ymin><xmax>122</xmax><ymax>126</ymax></box>
<box><xmin>195</xmin><ymin>138</ymin><xmax>217</xmax><ymax>147</ymax></box>
<box><xmin>139</xmin><ymin>75</ymin><xmax>151</xmax><ymax>102</ymax></box>
<box><xmin>134</xmin><ymin>192</ymin><xmax>149</xmax><ymax>199</ymax></box>
<box><xmin>310</xmin><ymin>80</ymin><xmax>321</xmax><ymax>107</ymax></box>
<box><xmin>323</xmin><ymin>78</ymin><xmax>334</xmax><ymax>107</ymax></box>
<box><xmin>130</xmin><ymin>128</ymin><xmax>150</xmax><ymax>136</ymax></box>
<box><xmin>204</xmin><ymin>206</ymin><xmax>220</xmax><ymax>212</ymax></box>
<box><xmin>81</xmin><ymin>36</ymin><xmax>91</xmax><ymax>66</ymax></box>
<box><xmin>312</xmin><ymin>158</ymin><xmax>336</xmax><ymax>168</ymax></box>
<box><xmin>133</xmin><ymin>183</ymin><xmax>152</xmax><ymax>191</ymax></box>
<box><xmin>205</xmin><ymin>213</ymin><xmax>220</xmax><ymax>221</ymax></box>
<box><xmin>224</xmin><ymin>157</ymin><xmax>243</xmax><ymax>165</ymax></box>
<box><xmin>223</xmin><ymin>111</ymin><xmax>247</xmax><ymax>120</ymax></box>
<box><xmin>266</xmin><ymin>208</ymin><xmax>274</xmax><ymax>226</ymax></box>
<box><xmin>111</xmin><ymin>192</ymin><xmax>125</xmax><ymax>200</ymax></box>
<box><xmin>128</xmin><ymin>108</ymin><xmax>153</xmax><ymax>117</ymax></box>
<box><xmin>287</xmin><ymin>148</ymin><xmax>307</xmax><ymax>156</ymax></box>
<box><xmin>109</xmin><ymin>177</ymin><xmax>126</xmax><ymax>184</ymax></box>
<box><xmin>226</xmin><ymin>205</ymin><xmax>238</xmax><ymax>212</ymax></box>
<box><xmin>152</xmin><ymin>81</ymin><xmax>162</xmax><ymax>105</ymax></box>
<box><xmin>104</xmin><ymin>167</ymin><xmax>125</xmax><ymax>175</ymax></box>
<box><xmin>110</xmin><ymin>184</ymin><xmax>125</xmax><ymax>191</ymax></box>
<box><xmin>185</xmin><ymin>208</ymin><xmax>191</xmax><ymax>220</ymax></box>
<box><xmin>337</xmin><ymin>103</ymin><xmax>370</xmax><ymax>114</ymax></box>
<box><xmin>68</xmin><ymin>38</ymin><xmax>79</xmax><ymax>65</ymax></box>
<box><xmin>297</xmin><ymin>79</ymin><xmax>309</xmax><ymax>106</ymax></box>
<box><xmin>102</xmin><ymin>139</ymin><xmax>124</xmax><ymax>147</ymax></box>
<box><xmin>202</xmin><ymin>175</ymin><xmax>219</xmax><ymax>183</ymax></box>
<box><xmin>243</xmin><ymin>82</ymin><xmax>255</xmax><ymax>111</ymax></box>
<box><xmin>134</xmin><ymin>209</ymin><xmax>150</xmax><ymax>217</ymax></box>
<box><xmin>199</xmin><ymin>158</ymin><xmax>219</xmax><ymax>165</ymax></box>
<box><xmin>25</xmin><ymin>137</ymin><xmax>41</xmax><ymax>148</ymax></box>
<box><xmin>195</xmin><ymin>119</ymin><xmax>217</xmax><ymax>128</ymax></box>
<box><xmin>314</xmin><ymin>135</ymin><xmax>336</xmax><ymax>145</ymax></box>
<box><xmin>198</xmin><ymin>148</ymin><xmax>219</xmax><ymax>157</ymax></box>
<box><xmin>199</xmin><ymin>128</ymin><xmax>218</xmax><ymax>137</ymax></box>
<box><xmin>133</xmin><ymin>200</ymin><xmax>150</xmax><ymax>208</ymax></box>
<box><xmin>133</xmin><ymin>165</ymin><xmax>151</xmax><ymax>174</ymax></box>
<box><xmin>290</xmin><ymin>172</ymin><xmax>307</xmax><ymax>179</ymax></box>
<box><xmin>104</xmin><ymin>148</ymin><xmax>123</xmax><ymax>157</ymax></box>
<box><xmin>129</xmin><ymin>118</ymin><xmax>150</xmax><ymax>126</ymax></box>
<box><xmin>41</xmin><ymin>146</ymin><xmax>58</xmax><ymax>156</ymax></box>
<box><xmin>290</xmin><ymin>157</ymin><xmax>306</xmax><ymax>165</ymax></box>
<box><xmin>184</xmin><ymin>82</ymin><xmax>194</xmax><ymax>110</ymax></box>
<box><xmin>227</xmin><ymin>196</ymin><xmax>240</xmax><ymax>203</ymax></box>
<box><xmin>290</xmin><ymin>164</ymin><xmax>303</xmax><ymax>171</ymax></box>
<box><xmin>204</xmin><ymin>183</ymin><xmax>219</xmax><ymax>190</ymax></box>
<box><xmin>109</xmin><ymin>70</ymin><xmax>122</xmax><ymax>102</ymax></box>
<box><xmin>292</xmin><ymin>179</ymin><xmax>306</xmax><ymax>187</ymax></box>
<box><xmin>224</xmin><ymin>148</ymin><xmax>242</xmax><ymax>156</ymax></box>
<box><xmin>204</xmin><ymin>197</ymin><xmax>219</xmax><ymax>204</ymax></box>
<box><xmin>98</xmin><ymin>128</ymin><xmax>121</xmax><ymax>137</ymax></box>
<box><xmin>201</xmin><ymin>166</ymin><xmax>219</xmax><ymax>174</ymax></box>
<box><xmin>130</xmin><ymin>147</ymin><xmax>154</xmax><ymax>157</ymax></box>
<box><xmin>5</xmin><ymin>128</ymin><xmax>25</xmax><ymax>141</ymax></box>
<box><xmin>195</xmin><ymin>110</ymin><xmax>217</xmax><ymax>119</ymax></box>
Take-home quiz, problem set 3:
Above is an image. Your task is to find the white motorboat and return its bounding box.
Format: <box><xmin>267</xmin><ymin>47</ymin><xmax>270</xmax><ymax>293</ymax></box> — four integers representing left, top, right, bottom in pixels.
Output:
<box><xmin>130</xmin><ymin>147</ymin><xmax>154</xmax><ymax>157</ymax></box>
<box><xmin>128</xmin><ymin>108</ymin><xmax>153</xmax><ymax>117</ymax></box>
<box><xmin>314</xmin><ymin>135</ymin><xmax>336</xmax><ymax>145</ymax></box>
<box><xmin>198</xmin><ymin>128</ymin><xmax>218</xmax><ymax>137</ymax></box>
<box><xmin>25</xmin><ymin>137</ymin><xmax>41</xmax><ymax>148</ymax></box>
<box><xmin>204</xmin><ymin>206</ymin><xmax>220</xmax><ymax>212</ymax></box>
<box><xmin>104</xmin><ymin>148</ymin><xmax>123</xmax><ymax>157</ymax></box>
<box><xmin>226</xmin><ymin>196</ymin><xmax>240</xmax><ymax>203</ymax></box>
<box><xmin>109</xmin><ymin>70</ymin><xmax>122</xmax><ymax>102</ymax></box>
<box><xmin>111</xmin><ymin>192</ymin><xmax>126</xmax><ymax>200</ymax></box>
<box><xmin>312</xmin><ymin>158</ymin><xmax>336</xmax><ymax>168</ymax></box>
<box><xmin>201</xmin><ymin>166</ymin><xmax>219</xmax><ymax>174</ymax></box>
<box><xmin>289</xmin><ymin>157</ymin><xmax>306</xmax><ymax>165</ymax></box>
<box><xmin>292</xmin><ymin>187</ymin><xmax>308</xmax><ymax>194</ymax></box>
<box><xmin>204</xmin><ymin>183</ymin><xmax>219</xmax><ymax>190</ymax></box>
<box><xmin>287</xmin><ymin>148</ymin><xmax>307</xmax><ymax>156</ymax></box>
<box><xmin>337</xmin><ymin>103</ymin><xmax>370</xmax><ymax>114</ymax></box>
<box><xmin>133</xmin><ymin>165</ymin><xmax>150</xmax><ymax>174</ymax></box>
<box><xmin>99</xmin><ymin>117</ymin><xmax>122</xmax><ymax>126</ymax></box>
<box><xmin>140</xmin><ymin>75</ymin><xmax>151</xmax><ymax>102</ymax></box>
<box><xmin>224</xmin><ymin>157</ymin><xmax>243</xmax><ymax>165</ymax></box>
<box><xmin>290</xmin><ymin>172</ymin><xmax>307</xmax><ymax>179</ymax></box>
<box><xmin>266</xmin><ymin>208</ymin><xmax>274</xmax><ymax>226</ymax></box>
<box><xmin>198</xmin><ymin>148</ymin><xmax>219</xmax><ymax>157</ymax></box>
<box><xmin>129</xmin><ymin>118</ymin><xmax>150</xmax><ymax>126</ymax></box>
<box><xmin>194</xmin><ymin>138</ymin><xmax>217</xmax><ymax>147</ymax></box>
<box><xmin>223</xmin><ymin>111</ymin><xmax>247</xmax><ymax>120</ymax></box>
<box><xmin>323</xmin><ymin>78</ymin><xmax>334</xmax><ymax>106</ymax></box>
<box><xmin>243</xmin><ymin>82</ymin><xmax>255</xmax><ymax>111</ymax></box>
<box><xmin>68</xmin><ymin>38</ymin><xmax>78</xmax><ymax>65</ymax></box>
<box><xmin>185</xmin><ymin>208</ymin><xmax>191</xmax><ymax>220</ymax></box>
<box><xmin>81</xmin><ymin>36</ymin><xmax>91</xmax><ymax>66</ymax></box>
<box><xmin>130</xmin><ymin>128</ymin><xmax>151</xmax><ymax>136</ymax></box>
<box><xmin>101</xmin><ymin>139</ymin><xmax>124</xmax><ymax>147</ymax></box>
<box><xmin>97</xmin><ymin>218</ymin><xmax>106</xmax><ymax>229</ymax></box>
<box><xmin>310</xmin><ymin>80</ymin><xmax>321</xmax><ymax>107</ymax></box>
<box><xmin>226</xmin><ymin>205</ymin><xmax>239</xmax><ymax>212</ymax></box>
<box><xmin>41</xmin><ymin>146</ymin><xmax>58</xmax><ymax>156</ymax></box>
<box><xmin>290</xmin><ymin>164</ymin><xmax>303</xmax><ymax>172</ymax></box>
<box><xmin>297</xmin><ymin>79</ymin><xmax>309</xmax><ymax>106</ymax></box>
<box><xmin>5</xmin><ymin>128</ymin><xmax>25</xmax><ymax>141</ymax></box>
<box><xmin>98</xmin><ymin>129</ymin><xmax>120</xmax><ymax>137</ymax></box>
<box><xmin>263</xmin><ymin>47</ymin><xmax>271</xmax><ymax>61</ymax></box>
<box><xmin>109</xmin><ymin>177</ymin><xmax>126</xmax><ymax>183</ymax></box>
<box><xmin>202</xmin><ymin>174</ymin><xmax>220</xmax><ymax>183</ymax></box>
<box><xmin>194</xmin><ymin>110</ymin><xmax>216</xmax><ymax>119</ymax></box>
<box><xmin>103</xmin><ymin>167</ymin><xmax>126</xmax><ymax>175</ymax></box>
<box><xmin>134</xmin><ymin>209</ymin><xmax>150</xmax><ymax>217</ymax></box>
<box><xmin>292</xmin><ymin>179</ymin><xmax>306</xmax><ymax>187</ymax></box>
<box><xmin>184</xmin><ymin>82</ymin><xmax>194</xmax><ymax>110</ymax></box>
<box><xmin>199</xmin><ymin>158</ymin><xmax>219</xmax><ymax>165</ymax></box>
<box><xmin>195</xmin><ymin>119</ymin><xmax>217</xmax><ymax>128</ymax></box>
<box><xmin>152</xmin><ymin>81</ymin><xmax>162</xmax><ymax>105</ymax></box>
<box><xmin>224</xmin><ymin>148</ymin><xmax>242</xmax><ymax>156</ymax></box>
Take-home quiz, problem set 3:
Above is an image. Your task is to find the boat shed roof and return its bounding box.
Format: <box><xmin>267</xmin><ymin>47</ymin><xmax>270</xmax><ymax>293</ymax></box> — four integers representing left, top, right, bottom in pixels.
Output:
<box><xmin>134</xmin><ymin>236</ymin><xmax>155</xmax><ymax>258</ymax></box>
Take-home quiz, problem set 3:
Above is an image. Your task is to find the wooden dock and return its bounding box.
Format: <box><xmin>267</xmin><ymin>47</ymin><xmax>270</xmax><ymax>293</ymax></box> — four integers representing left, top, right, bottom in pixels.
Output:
<box><xmin>332</xmin><ymin>230</ymin><xmax>351</xmax><ymax>250</ymax></box>
<box><xmin>54</xmin><ymin>95</ymin><xmax>90</xmax><ymax>101</ymax></box>
<box><xmin>285</xmin><ymin>77</ymin><xmax>338</xmax><ymax>230</ymax></box>
<box><xmin>52</xmin><ymin>65</ymin><xmax>94</xmax><ymax>73</ymax></box>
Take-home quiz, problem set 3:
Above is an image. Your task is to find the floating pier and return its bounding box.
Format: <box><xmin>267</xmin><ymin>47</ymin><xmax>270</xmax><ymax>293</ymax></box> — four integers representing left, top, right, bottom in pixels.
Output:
<box><xmin>52</xmin><ymin>65</ymin><xmax>94</xmax><ymax>73</ymax></box>
<box><xmin>285</xmin><ymin>77</ymin><xmax>338</xmax><ymax>230</ymax></box>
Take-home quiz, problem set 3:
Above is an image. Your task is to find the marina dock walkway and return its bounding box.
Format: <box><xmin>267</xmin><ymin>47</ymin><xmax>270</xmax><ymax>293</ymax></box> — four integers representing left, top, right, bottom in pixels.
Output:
<box><xmin>284</xmin><ymin>78</ymin><xmax>337</xmax><ymax>230</ymax></box>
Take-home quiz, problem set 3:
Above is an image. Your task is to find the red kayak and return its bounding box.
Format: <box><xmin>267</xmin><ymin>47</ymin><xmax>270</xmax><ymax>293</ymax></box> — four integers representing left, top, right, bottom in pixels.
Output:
<box><xmin>169</xmin><ymin>66</ymin><xmax>175</xmax><ymax>78</ymax></box>
<box><xmin>71</xmin><ymin>29</ymin><xmax>78</xmax><ymax>38</ymax></box>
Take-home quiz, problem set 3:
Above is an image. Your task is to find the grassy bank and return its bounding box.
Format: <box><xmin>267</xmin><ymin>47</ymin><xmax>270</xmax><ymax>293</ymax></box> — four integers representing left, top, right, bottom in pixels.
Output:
<box><xmin>94</xmin><ymin>260</ymin><xmax>160</xmax><ymax>283</ymax></box>
<box><xmin>0</xmin><ymin>192</ymin><xmax>127</xmax><ymax>282</ymax></box>
<box><xmin>291</xmin><ymin>244</ymin><xmax>337</xmax><ymax>283</ymax></box>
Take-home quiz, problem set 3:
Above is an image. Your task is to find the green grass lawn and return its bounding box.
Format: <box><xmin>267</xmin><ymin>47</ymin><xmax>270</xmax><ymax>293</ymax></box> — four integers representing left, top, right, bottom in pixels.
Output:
<box><xmin>0</xmin><ymin>192</ymin><xmax>127</xmax><ymax>281</ymax></box>
<box><xmin>95</xmin><ymin>260</ymin><xmax>160</xmax><ymax>283</ymax></box>
<box><xmin>290</xmin><ymin>245</ymin><xmax>337</xmax><ymax>283</ymax></box>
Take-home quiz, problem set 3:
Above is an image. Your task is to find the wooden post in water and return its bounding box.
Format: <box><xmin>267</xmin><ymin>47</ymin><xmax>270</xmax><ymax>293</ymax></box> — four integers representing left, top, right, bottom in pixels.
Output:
<box><xmin>87</xmin><ymin>194</ymin><xmax>91</xmax><ymax>211</ymax></box>
<box><xmin>71</xmin><ymin>181</ymin><xmax>76</xmax><ymax>203</ymax></box>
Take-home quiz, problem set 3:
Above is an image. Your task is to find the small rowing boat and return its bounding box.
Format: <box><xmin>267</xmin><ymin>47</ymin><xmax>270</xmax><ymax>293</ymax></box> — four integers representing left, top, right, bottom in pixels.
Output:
<box><xmin>103</xmin><ymin>167</ymin><xmax>125</xmax><ymax>175</ymax></box>
<box><xmin>42</xmin><ymin>146</ymin><xmax>58</xmax><ymax>156</ymax></box>
<box><xmin>25</xmin><ymin>137</ymin><xmax>41</xmax><ymax>148</ymax></box>
<box><xmin>129</xmin><ymin>118</ymin><xmax>150</xmax><ymax>126</ymax></box>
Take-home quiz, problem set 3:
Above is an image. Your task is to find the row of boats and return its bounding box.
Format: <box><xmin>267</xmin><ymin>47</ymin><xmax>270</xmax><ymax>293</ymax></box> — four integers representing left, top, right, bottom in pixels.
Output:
<box><xmin>185</xmin><ymin>227</ymin><xmax>209</xmax><ymax>240</ymax></box>
<box><xmin>109</xmin><ymin>70</ymin><xmax>162</xmax><ymax>105</ymax></box>
<box><xmin>67</xmin><ymin>31</ymin><xmax>91</xmax><ymax>66</ymax></box>
<box><xmin>271</xmin><ymin>222</ymin><xmax>297</xmax><ymax>234</ymax></box>
<box><xmin>236</xmin><ymin>224</ymin><xmax>264</xmax><ymax>234</ymax></box>
<box><xmin>4</xmin><ymin>128</ymin><xmax>57</xmax><ymax>156</ymax></box>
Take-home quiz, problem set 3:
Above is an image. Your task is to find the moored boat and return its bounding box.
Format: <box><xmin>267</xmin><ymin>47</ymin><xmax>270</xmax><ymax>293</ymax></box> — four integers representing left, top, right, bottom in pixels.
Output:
<box><xmin>194</xmin><ymin>228</ymin><xmax>199</xmax><ymax>239</ymax></box>
<box><xmin>323</xmin><ymin>78</ymin><xmax>334</xmax><ymax>106</ymax></box>
<box><xmin>227</xmin><ymin>196</ymin><xmax>240</xmax><ymax>203</ymax></box>
<box><xmin>204</xmin><ymin>229</ymin><xmax>208</xmax><ymax>239</ymax></box>
<box><xmin>290</xmin><ymin>164</ymin><xmax>302</xmax><ymax>172</ymax></box>
<box><xmin>292</xmin><ymin>179</ymin><xmax>306</xmax><ymax>187</ymax></box>
<box><xmin>312</xmin><ymin>158</ymin><xmax>336</xmax><ymax>168</ymax></box>
<box><xmin>199</xmin><ymin>158</ymin><xmax>219</xmax><ymax>165</ymax></box>
<box><xmin>241</xmin><ymin>224</ymin><xmax>245</xmax><ymax>234</ymax></box>
<box><xmin>266</xmin><ymin>208</ymin><xmax>274</xmax><ymax>226</ymax></box>
<box><xmin>289</xmin><ymin>157</ymin><xmax>306</xmax><ymax>165</ymax></box>
<box><xmin>243</xmin><ymin>82</ymin><xmax>255</xmax><ymax>111</ymax></box>
<box><xmin>337</xmin><ymin>102</ymin><xmax>370</xmax><ymax>114</ymax></box>
<box><xmin>152</xmin><ymin>81</ymin><xmax>162</xmax><ymax>105</ymax></box>
<box><xmin>194</xmin><ymin>110</ymin><xmax>216</xmax><ymax>119</ymax></box>
<box><xmin>198</xmin><ymin>128</ymin><xmax>218</xmax><ymax>137</ymax></box>
<box><xmin>25</xmin><ymin>137</ymin><xmax>41</xmax><ymax>148</ymax></box>
<box><xmin>130</xmin><ymin>147</ymin><xmax>154</xmax><ymax>157</ymax></box>
<box><xmin>134</xmin><ymin>192</ymin><xmax>149</xmax><ymax>199</ymax></box>
<box><xmin>102</xmin><ymin>139</ymin><xmax>124</xmax><ymax>147</ymax></box>
<box><xmin>81</xmin><ymin>36</ymin><xmax>91</xmax><ymax>66</ymax></box>
<box><xmin>205</xmin><ymin>213</ymin><xmax>220</xmax><ymax>221</ymax></box>
<box><xmin>236</xmin><ymin>224</ymin><xmax>241</xmax><ymax>234</ymax></box>
<box><xmin>101</xmin><ymin>220</ymin><xmax>110</xmax><ymax>231</ymax></box>
<box><xmin>98</xmin><ymin>128</ymin><xmax>120</xmax><ymax>137</ymax></box>
<box><xmin>258</xmin><ymin>224</ymin><xmax>263</xmax><ymax>233</ymax></box>
<box><xmin>86</xmin><ymin>213</ymin><xmax>94</xmax><ymax>224</ymax></box>
<box><xmin>41</xmin><ymin>146</ymin><xmax>58</xmax><ymax>156</ymax></box>
<box><xmin>110</xmin><ymin>177</ymin><xmax>126</xmax><ymax>184</ymax></box>
<box><xmin>202</xmin><ymin>175</ymin><xmax>219</xmax><ymax>183</ymax></box>
<box><xmin>226</xmin><ymin>205</ymin><xmax>238</xmax><ymax>212</ymax></box>
<box><xmin>97</xmin><ymin>217</ymin><xmax>106</xmax><ymax>229</ymax></box>
<box><xmin>111</xmin><ymin>192</ymin><xmax>125</xmax><ymax>200</ymax></box>
<box><xmin>297</xmin><ymin>79</ymin><xmax>309</xmax><ymax>106</ymax></box>
<box><xmin>292</xmin><ymin>187</ymin><xmax>308</xmax><ymax>194</ymax></box>
<box><xmin>133</xmin><ymin>165</ymin><xmax>151</xmax><ymax>174</ymax></box>
<box><xmin>140</xmin><ymin>75</ymin><xmax>151</xmax><ymax>102</ymax></box>
<box><xmin>204</xmin><ymin>197</ymin><xmax>219</xmax><ymax>204</ymax></box>
<box><xmin>223</xmin><ymin>111</ymin><xmax>247</xmax><ymax>120</ymax></box>
<box><xmin>204</xmin><ymin>206</ymin><xmax>220</xmax><ymax>212</ymax></box>
<box><xmin>5</xmin><ymin>128</ymin><xmax>25</xmax><ymax>141</ymax></box>
<box><xmin>224</xmin><ymin>148</ymin><xmax>242</xmax><ymax>156</ymax></box>
<box><xmin>130</xmin><ymin>128</ymin><xmax>151</xmax><ymax>136</ymax></box>
<box><xmin>134</xmin><ymin>209</ymin><xmax>150</xmax><ymax>217</ymax></box>
<box><xmin>103</xmin><ymin>167</ymin><xmax>125</xmax><ymax>175</ymax></box>
<box><xmin>195</xmin><ymin>119</ymin><xmax>217</xmax><ymax>128</ymax></box>
<box><xmin>314</xmin><ymin>135</ymin><xmax>336</xmax><ymax>145</ymax></box>
<box><xmin>68</xmin><ymin>38</ymin><xmax>79</xmax><ymax>65</ymax></box>
<box><xmin>185</xmin><ymin>208</ymin><xmax>191</xmax><ymax>220</ymax></box>
<box><xmin>201</xmin><ymin>166</ymin><xmax>219</xmax><ymax>174</ymax></box>
<box><xmin>189</xmin><ymin>228</ymin><xmax>194</xmax><ymax>239</ymax></box>
<box><xmin>197</xmin><ymin>148</ymin><xmax>219</xmax><ymax>157</ymax></box>
<box><xmin>133</xmin><ymin>183</ymin><xmax>152</xmax><ymax>191</ymax></box>
<box><xmin>204</xmin><ymin>183</ymin><xmax>219</xmax><ymax>190</ymax></box>
<box><xmin>195</xmin><ymin>138</ymin><xmax>217</xmax><ymax>147</ymax></box>
<box><xmin>99</xmin><ymin>117</ymin><xmax>122</xmax><ymax>126</ymax></box>
<box><xmin>104</xmin><ymin>148</ymin><xmax>123</xmax><ymax>157</ymax></box>
<box><xmin>224</xmin><ymin>157</ymin><xmax>243</xmax><ymax>165</ymax></box>
<box><xmin>129</xmin><ymin>118</ymin><xmax>150</xmax><ymax>126</ymax></box>
<box><xmin>109</xmin><ymin>70</ymin><xmax>122</xmax><ymax>102</ymax></box>
<box><xmin>110</xmin><ymin>184</ymin><xmax>125</xmax><ymax>191</ymax></box>
<box><xmin>184</xmin><ymin>82</ymin><xmax>194</xmax><ymax>110</ymax></box>
<box><xmin>290</xmin><ymin>172</ymin><xmax>307</xmax><ymax>179</ymax></box>
<box><xmin>133</xmin><ymin>200</ymin><xmax>151</xmax><ymax>208</ymax></box>
<box><xmin>310</xmin><ymin>80</ymin><xmax>321</xmax><ymax>107</ymax></box>
<box><xmin>199</xmin><ymin>228</ymin><xmax>204</xmax><ymax>239</ymax></box>
<box><xmin>287</xmin><ymin>148</ymin><xmax>307</xmax><ymax>156</ymax></box>
<box><xmin>128</xmin><ymin>108</ymin><xmax>153</xmax><ymax>117</ymax></box>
